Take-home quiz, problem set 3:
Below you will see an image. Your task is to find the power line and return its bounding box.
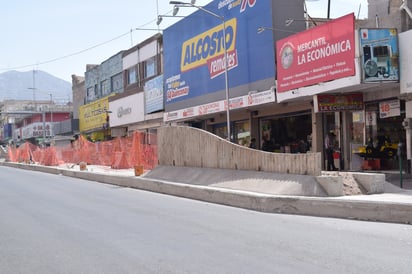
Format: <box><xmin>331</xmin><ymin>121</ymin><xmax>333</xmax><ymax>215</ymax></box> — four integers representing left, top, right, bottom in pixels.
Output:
<box><xmin>0</xmin><ymin>31</ymin><xmax>130</xmax><ymax>71</ymax></box>
<box><xmin>0</xmin><ymin>17</ymin><xmax>165</xmax><ymax>72</ymax></box>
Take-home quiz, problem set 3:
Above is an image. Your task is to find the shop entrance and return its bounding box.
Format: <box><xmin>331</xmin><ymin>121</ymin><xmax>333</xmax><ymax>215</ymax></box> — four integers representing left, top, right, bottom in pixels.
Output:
<box><xmin>331</xmin><ymin>100</ymin><xmax>405</xmax><ymax>171</ymax></box>
<box><xmin>357</xmin><ymin>101</ymin><xmax>405</xmax><ymax>170</ymax></box>
<box><xmin>323</xmin><ymin>112</ymin><xmax>342</xmax><ymax>170</ymax></box>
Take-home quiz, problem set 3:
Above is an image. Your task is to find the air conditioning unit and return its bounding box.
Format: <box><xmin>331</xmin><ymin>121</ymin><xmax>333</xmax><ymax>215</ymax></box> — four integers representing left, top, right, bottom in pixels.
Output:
<box><xmin>363</xmin><ymin>45</ymin><xmax>392</xmax><ymax>80</ymax></box>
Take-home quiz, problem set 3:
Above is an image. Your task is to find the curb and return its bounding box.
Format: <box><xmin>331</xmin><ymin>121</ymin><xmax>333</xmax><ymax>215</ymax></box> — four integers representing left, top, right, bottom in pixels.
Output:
<box><xmin>1</xmin><ymin>162</ymin><xmax>411</xmax><ymax>224</ymax></box>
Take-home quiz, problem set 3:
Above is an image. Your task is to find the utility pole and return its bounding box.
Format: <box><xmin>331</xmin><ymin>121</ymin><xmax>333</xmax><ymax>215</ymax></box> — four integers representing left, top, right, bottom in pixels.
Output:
<box><xmin>49</xmin><ymin>93</ymin><xmax>53</xmax><ymax>139</ymax></box>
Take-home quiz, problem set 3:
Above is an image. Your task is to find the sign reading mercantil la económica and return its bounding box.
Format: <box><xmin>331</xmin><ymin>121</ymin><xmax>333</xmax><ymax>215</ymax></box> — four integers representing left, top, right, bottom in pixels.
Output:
<box><xmin>276</xmin><ymin>13</ymin><xmax>356</xmax><ymax>93</ymax></box>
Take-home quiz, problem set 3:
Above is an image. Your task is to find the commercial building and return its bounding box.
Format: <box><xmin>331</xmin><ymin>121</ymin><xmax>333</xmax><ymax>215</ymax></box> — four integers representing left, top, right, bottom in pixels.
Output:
<box><xmin>70</xmin><ymin>0</ymin><xmax>412</xmax><ymax>172</ymax></box>
<box><xmin>160</xmin><ymin>0</ymin><xmax>410</xmax><ymax>171</ymax></box>
<box><xmin>79</xmin><ymin>52</ymin><xmax>124</xmax><ymax>141</ymax></box>
<box><xmin>108</xmin><ymin>33</ymin><xmax>163</xmax><ymax>138</ymax></box>
<box><xmin>0</xmin><ymin>99</ymin><xmax>73</xmax><ymax>146</ymax></box>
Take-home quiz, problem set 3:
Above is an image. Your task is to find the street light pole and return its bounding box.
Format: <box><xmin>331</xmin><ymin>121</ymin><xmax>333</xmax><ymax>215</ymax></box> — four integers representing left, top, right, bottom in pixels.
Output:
<box><xmin>169</xmin><ymin>1</ymin><xmax>231</xmax><ymax>141</ymax></box>
<box><xmin>49</xmin><ymin>93</ymin><xmax>53</xmax><ymax>139</ymax></box>
<box><xmin>306</xmin><ymin>0</ymin><xmax>331</xmax><ymax>20</ymax></box>
<box><xmin>42</xmin><ymin>109</ymin><xmax>46</xmax><ymax>146</ymax></box>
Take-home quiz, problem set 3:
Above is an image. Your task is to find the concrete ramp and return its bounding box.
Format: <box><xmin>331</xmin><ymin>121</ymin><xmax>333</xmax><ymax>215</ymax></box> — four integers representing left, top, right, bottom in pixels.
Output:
<box><xmin>144</xmin><ymin>165</ymin><xmax>328</xmax><ymax>197</ymax></box>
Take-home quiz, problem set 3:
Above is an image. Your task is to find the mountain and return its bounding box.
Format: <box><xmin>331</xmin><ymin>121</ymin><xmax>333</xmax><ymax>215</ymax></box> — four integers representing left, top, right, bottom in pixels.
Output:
<box><xmin>0</xmin><ymin>70</ymin><xmax>72</xmax><ymax>103</ymax></box>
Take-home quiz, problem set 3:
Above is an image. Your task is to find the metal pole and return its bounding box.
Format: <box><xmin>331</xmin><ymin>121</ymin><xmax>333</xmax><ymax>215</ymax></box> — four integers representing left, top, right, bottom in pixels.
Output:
<box><xmin>42</xmin><ymin>111</ymin><xmax>46</xmax><ymax>146</ymax></box>
<box><xmin>222</xmin><ymin>20</ymin><xmax>231</xmax><ymax>141</ymax></box>
<box><xmin>400</xmin><ymin>153</ymin><xmax>403</xmax><ymax>188</ymax></box>
<box><xmin>50</xmin><ymin>93</ymin><xmax>53</xmax><ymax>138</ymax></box>
<box><xmin>399</xmin><ymin>142</ymin><xmax>403</xmax><ymax>188</ymax></box>
<box><xmin>327</xmin><ymin>0</ymin><xmax>331</xmax><ymax>19</ymax></box>
<box><xmin>190</xmin><ymin>3</ymin><xmax>231</xmax><ymax>140</ymax></box>
<box><xmin>170</xmin><ymin>1</ymin><xmax>231</xmax><ymax>141</ymax></box>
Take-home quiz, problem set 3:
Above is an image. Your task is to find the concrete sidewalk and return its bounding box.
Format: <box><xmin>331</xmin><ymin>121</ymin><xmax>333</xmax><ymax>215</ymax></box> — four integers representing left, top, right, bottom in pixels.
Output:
<box><xmin>1</xmin><ymin>161</ymin><xmax>412</xmax><ymax>224</ymax></box>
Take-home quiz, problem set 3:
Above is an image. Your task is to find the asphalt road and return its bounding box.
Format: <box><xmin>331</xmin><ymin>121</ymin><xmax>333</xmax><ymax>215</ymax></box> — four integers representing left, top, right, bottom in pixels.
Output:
<box><xmin>1</xmin><ymin>166</ymin><xmax>412</xmax><ymax>274</ymax></box>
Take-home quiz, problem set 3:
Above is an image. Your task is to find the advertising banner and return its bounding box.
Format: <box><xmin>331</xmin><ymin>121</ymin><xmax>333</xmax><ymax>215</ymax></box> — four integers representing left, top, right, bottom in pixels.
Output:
<box><xmin>164</xmin><ymin>89</ymin><xmax>275</xmax><ymax>122</ymax></box>
<box><xmin>20</xmin><ymin>122</ymin><xmax>52</xmax><ymax>139</ymax></box>
<box><xmin>314</xmin><ymin>93</ymin><xmax>363</xmax><ymax>113</ymax></box>
<box><xmin>144</xmin><ymin>75</ymin><xmax>164</xmax><ymax>114</ymax></box>
<box><xmin>276</xmin><ymin>13</ymin><xmax>355</xmax><ymax>93</ymax></box>
<box><xmin>163</xmin><ymin>0</ymin><xmax>275</xmax><ymax>111</ymax></box>
<box><xmin>379</xmin><ymin>99</ymin><xmax>400</xmax><ymax>118</ymax></box>
<box><xmin>79</xmin><ymin>96</ymin><xmax>112</xmax><ymax>132</ymax></box>
<box><xmin>360</xmin><ymin>28</ymin><xmax>399</xmax><ymax>83</ymax></box>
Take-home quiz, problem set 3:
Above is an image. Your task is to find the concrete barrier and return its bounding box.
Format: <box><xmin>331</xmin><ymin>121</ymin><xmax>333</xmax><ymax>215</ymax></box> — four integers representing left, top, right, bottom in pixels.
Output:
<box><xmin>352</xmin><ymin>172</ymin><xmax>385</xmax><ymax>194</ymax></box>
<box><xmin>316</xmin><ymin>175</ymin><xmax>344</xmax><ymax>196</ymax></box>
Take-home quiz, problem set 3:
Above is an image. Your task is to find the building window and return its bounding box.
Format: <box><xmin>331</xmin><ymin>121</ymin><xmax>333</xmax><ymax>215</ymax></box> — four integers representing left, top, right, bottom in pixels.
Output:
<box><xmin>128</xmin><ymin>67</ymin><xmax>137</xmax><ymax>85</ymax></box>
<box><xmin>111</xmin><ymin>73</ymin><xmax>123</xmax><ymax>94</ymax></box>
<box><xmin>87</xmin><ymin>86</ymin><xmax>95</xmax><ymax>101</ymax></box>
<box><xmin>101</xmin><ymin>79</ymin><xmax>110</xmax><ymax>96</ymax></box>
<box><xmin>144</xmin><ymin>57</ymin><xmax>157</xmax><ymax>79</ymax></box>
<box><xmin>94</xmin><ymin>84</ymin><xmax>99</xmax><ymax>98</ymax></box>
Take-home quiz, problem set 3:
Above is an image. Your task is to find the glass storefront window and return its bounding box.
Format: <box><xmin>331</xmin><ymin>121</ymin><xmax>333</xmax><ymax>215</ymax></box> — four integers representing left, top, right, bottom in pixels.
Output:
<box><xmin>234</xmin><ymin>120</ymin><xmax>250</xmax><ymax>147</ymax></box>
<box><xmin>365</xmin><ymin>101</ymin><xmax>404</xmax><ymax>146</ymax></box>
<box><xmin>260</xmin><ymin>112</ymin><xmax>312</xmax><ymax>153</ymax></box>
<box><xmin>213</xmin><ymin>123</ymin><xmax>228</xmax><ymax>140</ymax></box>
<box><xmin>352</xmin><ymin>111</ymin><xmax>364</xmax><ymax>143</ymax></box>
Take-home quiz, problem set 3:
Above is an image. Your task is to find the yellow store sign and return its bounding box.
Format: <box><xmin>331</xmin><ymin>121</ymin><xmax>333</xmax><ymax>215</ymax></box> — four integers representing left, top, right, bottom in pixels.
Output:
<box><xmin>79</xmin><ymin>96</ymin><xmax>112</xmax><ymax>132</ymax></box>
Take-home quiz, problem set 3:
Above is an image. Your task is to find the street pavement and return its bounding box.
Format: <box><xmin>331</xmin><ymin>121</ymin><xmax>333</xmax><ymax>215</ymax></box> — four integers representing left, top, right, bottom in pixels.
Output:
<box><xmin>1</xmin><ymin>161</ymin><xmax>412</xmax><ymax>224</ymax></box>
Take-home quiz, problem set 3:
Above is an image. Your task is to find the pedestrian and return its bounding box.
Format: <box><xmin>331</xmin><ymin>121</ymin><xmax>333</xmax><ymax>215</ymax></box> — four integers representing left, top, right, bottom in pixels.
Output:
<box><xmin>325</xmin><ymin>131</ymin><xmax>337</xmax><ymax>171</ymax></box>
<box><xmin>261</xmin><ymin>135</ymin><xmax>274</xmax><ymax>152</ymax></box>
<box><xmin>249</xmin><ymin>137</ymin><xmax>257</xmax><ymax>149</ymax></box>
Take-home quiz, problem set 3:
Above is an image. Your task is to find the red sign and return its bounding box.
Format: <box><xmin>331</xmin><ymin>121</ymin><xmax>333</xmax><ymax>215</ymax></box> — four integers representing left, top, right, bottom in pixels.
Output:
<box><xmin>276</xmin><ymin>13</ymin><xmax>355</xmax><ymax>93</ymax></box>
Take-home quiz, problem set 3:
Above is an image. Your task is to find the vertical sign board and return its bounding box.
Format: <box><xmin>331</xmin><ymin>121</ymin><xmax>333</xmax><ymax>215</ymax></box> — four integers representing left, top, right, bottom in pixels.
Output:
<box><xmin>360</xmin><ymin>28</ymin><xmax>399</xmax><ymax>83</ymax></box>
<box><xmin>379</xmin><ymin>99</ymin><xmax>400</xmax><ymax>119</ymax></box>
<box><xmin>276</xmin><ymin>13</ymin><xmax>356</xmax><ymax>102</ymax></box>
<box><xmin>163</xmin><ymin>0</ymin><xmax>275</xmax><ymax>113</ymax></box>
<box><xmin>144</xmin><ymin>75</ymin><xmax>164</xmax><ymax>114</ymax></box>
<box><xmin>399</xmin><ymin>29</ymin><xmax>412</xmax><ymax>94</ymax></box>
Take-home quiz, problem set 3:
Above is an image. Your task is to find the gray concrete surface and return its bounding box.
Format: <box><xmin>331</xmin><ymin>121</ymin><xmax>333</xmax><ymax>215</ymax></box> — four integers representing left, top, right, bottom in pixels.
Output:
<box><xmin>1</xmin><ymin>162</ymin><xmax>412</xmax><ymax>224</ymax></box>
<box><xmin>145</xmin><ymin>165</ymin><xmax>328</xmax><ymax>196</ymax></box>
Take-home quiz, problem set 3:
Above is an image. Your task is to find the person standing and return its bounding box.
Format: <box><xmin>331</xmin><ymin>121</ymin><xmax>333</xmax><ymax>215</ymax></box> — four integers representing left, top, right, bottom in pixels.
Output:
<box><xmin>249</xmin><ymin>138</ymin><xmax>257</xmax><ymax>149</ymax></box>
<box><xmin>325</xmin><ymin>131</ymin><xmax>337</xmax><ymax>171</ymax></box>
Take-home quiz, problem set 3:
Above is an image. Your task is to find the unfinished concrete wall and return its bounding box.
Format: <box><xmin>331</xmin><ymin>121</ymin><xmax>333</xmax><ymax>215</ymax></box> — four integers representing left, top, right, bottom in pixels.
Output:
<box><xmin>158</xmin><ymin>126</ymin><xmax>322</xmax><ymax>176</ymax></box>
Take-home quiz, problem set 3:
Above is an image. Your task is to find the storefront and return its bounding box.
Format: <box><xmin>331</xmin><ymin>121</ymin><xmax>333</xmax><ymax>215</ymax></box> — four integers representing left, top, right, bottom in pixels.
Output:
<box><xmin>358</xmin><ymin>99</ymin><xmax>404</xmax><ymax>170</ymax></box>
<box><xmin>274</xmin><ymin>14</ymin><xmax>404</xmax><ymax>171</ymax></box>
<box><xmin>313</xmin><ymin>94</ymin><xmax>404</xmax><ymax>171</ymax></box>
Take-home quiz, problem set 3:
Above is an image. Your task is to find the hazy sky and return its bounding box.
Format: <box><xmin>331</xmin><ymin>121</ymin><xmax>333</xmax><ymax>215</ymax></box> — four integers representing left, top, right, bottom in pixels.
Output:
<box><xmin>0</xmin><ymin>0</ymin><xmax>368</xmax><ymax>83</ymax></box>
